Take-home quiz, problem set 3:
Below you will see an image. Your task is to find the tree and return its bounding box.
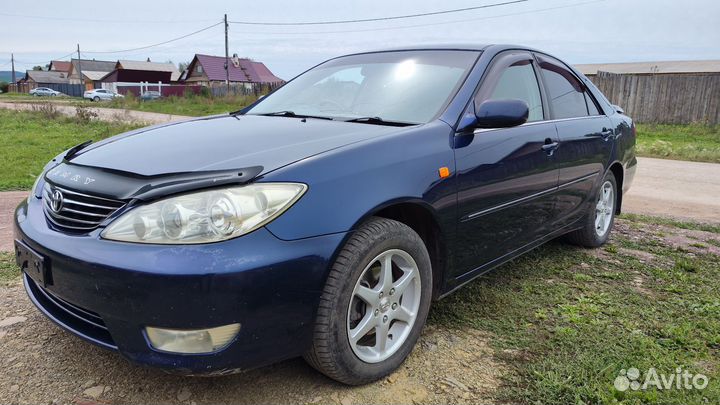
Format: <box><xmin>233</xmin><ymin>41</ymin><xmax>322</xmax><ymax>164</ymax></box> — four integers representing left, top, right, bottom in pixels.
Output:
<box><xmin>32</xmin><ymin>66</ymin><xmax>44</xmax><ymax>71</ymax></box>
<box><xmin>178</xmin><ymin>61</ymin><xmax>191</xmax><ymax>72</ymax></box>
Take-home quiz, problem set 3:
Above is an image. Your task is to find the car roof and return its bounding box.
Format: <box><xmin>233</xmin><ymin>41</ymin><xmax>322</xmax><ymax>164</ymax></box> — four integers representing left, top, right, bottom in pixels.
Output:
<box><xmin>342</xmin><ymin>44</ymin><xmax>541</xmax><ymax>57</ymax></box>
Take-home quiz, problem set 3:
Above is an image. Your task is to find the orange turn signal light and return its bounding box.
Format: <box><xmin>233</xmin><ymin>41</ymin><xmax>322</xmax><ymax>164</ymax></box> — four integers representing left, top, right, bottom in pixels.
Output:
<box><xmin>438</xmin><ymin>167</ymin><xmax>451</xmax><ymax>179</ymax></box>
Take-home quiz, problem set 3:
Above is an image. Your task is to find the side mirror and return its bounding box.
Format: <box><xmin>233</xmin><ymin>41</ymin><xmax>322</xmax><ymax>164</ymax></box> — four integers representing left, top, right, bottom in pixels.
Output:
<box><xmin>475</xmin><ymin>99</ymin><xmax>529</xmax><ymax>129</ymax></box>
<box><xmin>612</xmin><ymin>104</ymin><xmax>624</xmax><ymax>114</ymax></box>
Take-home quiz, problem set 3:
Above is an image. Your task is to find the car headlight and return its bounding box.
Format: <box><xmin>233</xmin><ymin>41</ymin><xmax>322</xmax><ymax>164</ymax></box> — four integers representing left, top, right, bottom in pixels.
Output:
<box><xmin>101</xmin><ymin>183</ymin><xmax>307</xmax><ymax>244</ymax></box>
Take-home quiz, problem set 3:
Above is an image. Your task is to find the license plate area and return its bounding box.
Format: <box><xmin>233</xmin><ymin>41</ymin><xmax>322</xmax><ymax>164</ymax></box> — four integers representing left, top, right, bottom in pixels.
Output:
<box><xmin>15</xmin><ymin>239</ymin><xmax>51</xmax><ymax>287</ymax></box>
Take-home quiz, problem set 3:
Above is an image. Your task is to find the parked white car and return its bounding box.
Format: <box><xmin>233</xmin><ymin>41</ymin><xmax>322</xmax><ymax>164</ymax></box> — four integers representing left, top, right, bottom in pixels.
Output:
<box><xmin>84</xmin><ymin>89</ymin><xmax>124</xmax><ymax>102</ymax></box>
<box><xmin>29</xmin><ymin>87</ymin><xmax>62</xmax><ymax>97</ymax></box>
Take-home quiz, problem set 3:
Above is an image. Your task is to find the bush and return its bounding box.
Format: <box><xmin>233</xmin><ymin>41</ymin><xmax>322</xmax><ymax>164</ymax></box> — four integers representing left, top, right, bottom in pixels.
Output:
<box><xmin>0</xmin><ymin>81</ymin><xmax>8</xmax><ymax>93</ymax></box>
<box><xmin>75</xmin><ymin>105</ymin><xmax>99</xmax><ymax>124</ymax></box>
<box><xmin>30</xmin><ymin>102</ymin><xmax>60</xmax><ymax>119</ymax></box>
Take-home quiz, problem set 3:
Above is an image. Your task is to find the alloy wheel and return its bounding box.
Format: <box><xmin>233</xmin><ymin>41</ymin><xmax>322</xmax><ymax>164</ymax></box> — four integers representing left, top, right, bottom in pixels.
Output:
<box><xmin>346</xmin><ymin>249</ymin><xmax>421</xmax><ymax>363</ymax></box>
<box><xmin>595</xmin><ymin>180</ymin><xmax>615</xmax><ymax>237</ymax></box>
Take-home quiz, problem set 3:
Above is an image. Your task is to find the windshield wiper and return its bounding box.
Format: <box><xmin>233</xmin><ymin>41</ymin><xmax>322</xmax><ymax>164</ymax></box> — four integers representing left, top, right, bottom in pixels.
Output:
<box><xmin>257</xmin><ymin>111</ymin><xmax>334</xmax><ymax>120</ymax></box>
<box><xmin>344</xmin><ymin>116</ymin><xmax>415</xmax><ymax>127</ymax></box>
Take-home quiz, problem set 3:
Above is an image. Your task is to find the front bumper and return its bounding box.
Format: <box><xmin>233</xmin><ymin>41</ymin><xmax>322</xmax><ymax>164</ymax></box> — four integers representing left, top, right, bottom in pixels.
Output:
<box><xmin>14</xmin><ymin>196</ymin><xmax>346</xmax><ymax>374</ymax></box>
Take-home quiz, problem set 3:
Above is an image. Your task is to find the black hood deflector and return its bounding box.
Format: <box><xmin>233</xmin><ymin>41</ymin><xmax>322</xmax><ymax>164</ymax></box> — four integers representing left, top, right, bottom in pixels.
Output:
<box><xmin>44</xmin><ymin>162</ymin><xmax>264</xmax><ymax>202</ymax></box>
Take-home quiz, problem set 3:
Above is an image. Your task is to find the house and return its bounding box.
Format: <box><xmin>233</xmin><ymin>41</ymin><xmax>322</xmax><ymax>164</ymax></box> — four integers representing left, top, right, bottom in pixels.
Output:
<box><xmin>23</xmin><ymin>70</ymin><xmax>70</xmax><ymax>85</ymax></box>
<box><xmin>67</xmin><ymin>59</ymin><xmax>116</xmax><ymax>89</ymax></box>
<box><xmin>183</xmin><ymin>54</ymin><xmax>283</xmax><ymax>85</ymax></box>
<box><xmin>113</xmin><ymin>60</ymin><xmax>181</xmax><ymax>82</ymax></box>
<box><xmin>48</xmin><ymin>60</ymin><xmax>72</xmax><ymax>73</ymax></box>
<box><xmin>100</xmin><ymin>60</ymin><xmax>180</xmax><ymax>85</ymax></box>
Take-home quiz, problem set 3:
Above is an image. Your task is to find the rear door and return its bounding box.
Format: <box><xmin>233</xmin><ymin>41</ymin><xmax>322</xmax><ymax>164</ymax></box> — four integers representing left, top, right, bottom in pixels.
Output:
<box><xmin>535</xmin><ymin>54</ymin><xmax>614</xmax><ymax>227</ymax></box>
<box><xmin>453</xmin><ymin>51</ymin><xmax>559</xmax><ymax>278</ymax></box>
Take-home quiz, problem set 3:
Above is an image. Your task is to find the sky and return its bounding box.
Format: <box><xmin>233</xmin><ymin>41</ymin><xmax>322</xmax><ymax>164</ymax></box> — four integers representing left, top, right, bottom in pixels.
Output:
<box><xmin>1</xmin><ymin>0</ymin><xmax>719</xmax><ymax>80</ymax></box>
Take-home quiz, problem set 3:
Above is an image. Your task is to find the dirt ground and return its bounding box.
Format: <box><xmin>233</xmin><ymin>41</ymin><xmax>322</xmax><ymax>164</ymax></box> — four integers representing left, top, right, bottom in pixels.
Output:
<box><xmin>622</xmin><ymin>157</ymin><xmax>720</xmax><ymax>223</ymax></box>
<box><xmin>0</xmin><ymin>280</ymin><xmax>504</xmax><ymax>405</ymax></box>
<box><xmin>0</xmin><ymin>101</ymin><xmax>191</xmax><ymax>125</ymax></box>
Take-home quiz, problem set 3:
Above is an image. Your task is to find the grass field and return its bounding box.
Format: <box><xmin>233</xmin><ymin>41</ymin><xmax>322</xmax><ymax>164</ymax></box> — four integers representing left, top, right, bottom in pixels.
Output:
<box><xmin>0</xmin><ymin>92</ymin><xmax>261</xmax><ymax>117</ymax></box>
<box><xmin>0</xmin><ymin>108</ymin><xmax>142</xmax><ymax>190</ymax></box>
<box><xmin>103</xmin><ymin>93</ymin><xmax>260</xmax><ymax>117</ymax></box>
<box><xmin>636</xmin><ymin>124</ymin><xmax>720</xmax><ymax>163</ymax></box>
<box><xmin>1</xmin><ymin>214</ymin><xmax>717</xmax><ymax>404</ymax></box>
<box><xmin>429</xmin><ymin>214</ymin><xmax>720</xmax><ymax>404</ymax></box>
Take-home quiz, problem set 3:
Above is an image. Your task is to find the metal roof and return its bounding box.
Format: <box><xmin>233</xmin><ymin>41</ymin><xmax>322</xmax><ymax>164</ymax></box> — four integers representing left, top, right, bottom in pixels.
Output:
<box><xmin>117</xmin><ymin>60</ymin><xmax>181</xmax><ymax>81</ymax></box>
<box><xmin>574</xmin><ymin>60</ymin><xmax>720</xmax><ymax>75</ymax></box>
<box><xmin>49</xmin><ymin>61</ymin><xmax>71</xmax><ymax>72</ymax></box>
<box><xmin>25</xmin><ymin>70</ymin><xmax>70</xmax><ymax>84</ymax></box>
<box><xmin>70</xmin><ymin>59</ymin><xmax>116</xmax><ymax>74</ymax></box>
<box><xmin>193</xmin><ymin>54</ymin><xmax>283</xmax><ymax>83</ymax></box>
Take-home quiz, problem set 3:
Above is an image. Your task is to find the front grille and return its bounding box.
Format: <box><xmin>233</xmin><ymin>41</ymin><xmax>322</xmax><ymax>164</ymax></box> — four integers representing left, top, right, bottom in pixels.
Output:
<box><xmin>42</xmin><ymin>182</ymin><xmax>125</xmax><ymax>232</ymax></box>
<box><xmin>24</xmin><ymin>274</ymin><xmax>117</xmax><ymax>349</ymax></box>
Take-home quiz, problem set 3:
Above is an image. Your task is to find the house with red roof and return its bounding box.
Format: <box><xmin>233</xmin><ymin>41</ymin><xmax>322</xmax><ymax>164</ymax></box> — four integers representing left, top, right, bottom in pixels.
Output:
<box><xmin>182</xmin><ymin>54</ymin><xmax>283</xmax><ymax>86</ymax></box>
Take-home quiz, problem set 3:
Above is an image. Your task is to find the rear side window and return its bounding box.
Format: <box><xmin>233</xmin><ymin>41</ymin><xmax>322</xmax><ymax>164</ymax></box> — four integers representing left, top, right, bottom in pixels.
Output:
<box><xmin>487</xmin><ymin>60</ymin><xmax>544</xmax><ymax>122</ymax></box>
<box><xmin>539</xmin><ymin>58</ymin><xmax>589</xmax><ymax>119</ymax></box>
<box><xmin>585</xmin><ymin>92</ymin><xmax>600</xmax><ymax>115</ymax></box>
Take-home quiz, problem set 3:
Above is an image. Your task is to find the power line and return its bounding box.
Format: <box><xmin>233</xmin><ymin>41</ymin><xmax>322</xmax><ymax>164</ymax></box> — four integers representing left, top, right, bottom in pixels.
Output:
<box><xmin>0</xmin><ymin>11</ymin><xmax>218</xmax><ymax>24</ymax></box>
<box><xmin>83</xmin><ymin>22</ymin><xmax>222</xmax><ymax>54</ymax></box>
<box><xmin>228</xmin><ymin>0</ymin><xmax>604</xmax><ymax>35</ymax></box>
<box><xmin>13</xmin><ymin>50</ymin><xmax>77</xmax><ymax>66</ymax></box>
<box><xmin>228</xmin><ymin>0</ymin><xmax>528</xmax><ymax>26</ymax></box>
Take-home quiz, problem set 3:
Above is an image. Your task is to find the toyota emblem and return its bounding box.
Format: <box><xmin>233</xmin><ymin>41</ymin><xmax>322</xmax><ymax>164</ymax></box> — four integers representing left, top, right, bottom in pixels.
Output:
<box><xmin>50</xmin><ymin>189</ymin><xmax>64</xmax><ymax>213</ymax></box>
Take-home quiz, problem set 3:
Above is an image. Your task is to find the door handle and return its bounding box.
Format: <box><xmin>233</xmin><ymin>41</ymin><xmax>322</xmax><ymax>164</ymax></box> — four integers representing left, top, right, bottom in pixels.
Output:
<box><xmin>541</xmin><ymin>138</ymin><xmax>559</xmax><ymax>155</ymax></box>
<box><xmin>600</xmin><ymin>128</ymin><xmax>614</xmax><ymax>140</ymax></box>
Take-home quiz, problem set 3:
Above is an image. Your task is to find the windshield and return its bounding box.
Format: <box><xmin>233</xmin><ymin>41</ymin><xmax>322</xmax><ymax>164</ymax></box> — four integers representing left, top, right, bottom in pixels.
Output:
<box><xmin>246</xmin><ymin>50</ymin><xmax>479</xmax><ymax>124</ymax></box>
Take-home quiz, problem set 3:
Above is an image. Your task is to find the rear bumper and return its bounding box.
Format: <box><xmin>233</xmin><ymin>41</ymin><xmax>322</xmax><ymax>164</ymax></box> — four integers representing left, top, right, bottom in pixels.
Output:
<box><xmin>15</xmin><ymin>196</ymin><xmax>346</xmax><ymax>374</ymax></box>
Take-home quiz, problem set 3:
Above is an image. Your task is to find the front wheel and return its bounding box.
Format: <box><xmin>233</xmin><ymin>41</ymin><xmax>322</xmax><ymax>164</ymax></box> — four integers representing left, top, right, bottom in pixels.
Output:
<box><xmin>93</xmin><ymin>96</ymin><xmax>100</xmax><ymax>102</ymax></box>
<box><xmin>566</xmin><ymin>172</ymin><xmax>617</xmax><ymax>247</ymax></box>
<box><xmin>304</xmin><ymin>217</ymin><xmax>432</xmax><ymax>385</ymax></box>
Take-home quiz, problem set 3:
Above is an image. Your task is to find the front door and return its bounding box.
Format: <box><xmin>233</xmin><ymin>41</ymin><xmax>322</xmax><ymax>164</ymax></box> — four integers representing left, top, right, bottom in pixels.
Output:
<box><xmin>453</xmin><ymin>52</ymin><xmax>559</xmax><ymax>279</ymax></box>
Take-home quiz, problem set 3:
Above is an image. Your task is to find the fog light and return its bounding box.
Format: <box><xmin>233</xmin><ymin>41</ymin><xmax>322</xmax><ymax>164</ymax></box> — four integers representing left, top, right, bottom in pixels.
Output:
<box><xmin>145</xmin><ymin>323</ymin><xmax>241</xmax><ymax>354</ymax></box>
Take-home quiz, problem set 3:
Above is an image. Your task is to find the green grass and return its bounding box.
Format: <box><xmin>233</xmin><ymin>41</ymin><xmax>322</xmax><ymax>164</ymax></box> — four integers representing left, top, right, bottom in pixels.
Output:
<box><xmin>0</xmin><ymin>92</ymin><xmax>260</xmax><ymax>117</ymax></box>
<box><xmin>0</xmin><ymin>109</ymin><xmax>142</xmax><ymax>190</ymax></box>
<box><xmin>0</xmin><ymin>252</ymin><xmax>21</xmax><ymax>286</ymax></box>
<box><xmin>429</xmin><ymin>214</ymin><xmax>720</xmax><ymax>404</ymax></box>
<box><xmin>637</xmin><ymin>124</ymin><xmax>720</xmax><ymax>163</ymax></box>
<box><xmin>104</xmin><ymin>93</ymin><xmax>260</xmax><ymax>117</ymax></box>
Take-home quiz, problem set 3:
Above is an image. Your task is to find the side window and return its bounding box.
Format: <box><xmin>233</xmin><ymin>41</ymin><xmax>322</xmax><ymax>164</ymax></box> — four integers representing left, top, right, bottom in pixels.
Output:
<box><xmin>486</xmin><ymin>60</ymin><xmax>543</xmax><ymax>122</ymax></box>
<box><xmin>539</xmin><ymin>59</ymin><xmax>589</xmax><ymax>119</ymax></box>
<box><xmin>585</xmin><ymin>92</ymin><xmax>600</xmax><ymax>115</ymax></box>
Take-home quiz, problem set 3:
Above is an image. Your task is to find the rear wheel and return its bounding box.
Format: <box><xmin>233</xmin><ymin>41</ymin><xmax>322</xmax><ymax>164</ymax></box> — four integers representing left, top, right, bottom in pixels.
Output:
<box><xmin>93</xmin><ymin>96</ymin><xmax>100</xmax><ymax>102</ymax></box>
<box><xmin>304</xmin><ymin>217</ymin><xmax>432</xmax><ymax>385</ymax></box>
<box><xmin>566</xmin><ymin>172</ymin><xmax>617</xmax><ymax>247</ymax></box>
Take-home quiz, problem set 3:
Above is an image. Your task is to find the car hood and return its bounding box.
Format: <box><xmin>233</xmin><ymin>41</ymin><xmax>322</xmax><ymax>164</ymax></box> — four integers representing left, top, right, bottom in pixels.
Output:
<box><xmin>70</xmin><ymin>114</ymin><xmax>407</xmax><ymax>177</ymax></box>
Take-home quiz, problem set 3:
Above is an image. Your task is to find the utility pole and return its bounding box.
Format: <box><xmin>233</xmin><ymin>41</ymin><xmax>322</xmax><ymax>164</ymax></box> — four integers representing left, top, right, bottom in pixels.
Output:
<box><xmin>76</xmin><ymin>44</ymin><xmax>84</xmax><ymax>91</ymax></box>
<box><xmin>10</xmin><ymin>53</ymin><xmax>15</xmax><ymax>85</ymax></box>
<box><xmin>224</xmin><ymin>13</ymin><xmax>230</xmax><ymax>92</ymax></box>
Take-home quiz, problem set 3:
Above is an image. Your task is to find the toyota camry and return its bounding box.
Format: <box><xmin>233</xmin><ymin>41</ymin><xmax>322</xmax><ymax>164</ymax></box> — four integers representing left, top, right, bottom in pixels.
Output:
<box><xmin>14</xmin><ymin>44</ymin><xmax>636</xmax><ymax>384</ymax></box>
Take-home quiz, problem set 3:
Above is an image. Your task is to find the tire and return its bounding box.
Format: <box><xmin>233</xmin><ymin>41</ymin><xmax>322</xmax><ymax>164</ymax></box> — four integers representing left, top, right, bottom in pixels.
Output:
<box><xmin>304</xmin><ymin>217</ymin><xmax>432</xmax><ymax>385</ymax></box>
<box><xmin>93</xmin><ymin>96</ymin><xmax>100</xmax><ymax>102</ymax></box>
<box><xmin>566</xmin><ymin>171</ymin><xmax>618</xmax><ymax>247</ymax></box>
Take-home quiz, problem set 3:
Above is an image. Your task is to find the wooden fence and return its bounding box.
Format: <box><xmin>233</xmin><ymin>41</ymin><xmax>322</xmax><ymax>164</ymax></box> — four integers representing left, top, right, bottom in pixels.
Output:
<box><xmin>590</xmin><ymin>71</ymin><xmax>720</xmax><ymax>125</ymax></box>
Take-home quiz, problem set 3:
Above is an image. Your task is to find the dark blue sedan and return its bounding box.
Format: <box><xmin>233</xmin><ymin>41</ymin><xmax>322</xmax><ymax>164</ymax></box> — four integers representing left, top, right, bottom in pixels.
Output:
<box><xmin>14</xmin><ymin>44</ymin><xmax>636</xmax><ymax>384</ymax></box>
